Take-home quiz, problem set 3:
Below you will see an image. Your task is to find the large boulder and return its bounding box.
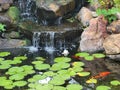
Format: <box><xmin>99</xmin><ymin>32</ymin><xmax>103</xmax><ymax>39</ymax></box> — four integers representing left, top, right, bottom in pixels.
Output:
<box><xmin>76</xmin><ymin>7</ymin><xmax>93</xmax><ymax>27</ymax></box>
<box><xmin>79</xmin><ymin>15</ymin><xmax>108</xmax><ymax>53</ymax></box>
<box><xmin>103</xmin><ymin>34</ymin><xmax>120</xmax><ymax>54</ymax></box>
<box><xmin>0</xmin><ymin>0</ymin><xmax>13</xmax><ymax>12</ymax></box>
<box><xmin>36</xmin><ymin>0</ymin><xmax>76</xmax><ymax>24</ymax></box>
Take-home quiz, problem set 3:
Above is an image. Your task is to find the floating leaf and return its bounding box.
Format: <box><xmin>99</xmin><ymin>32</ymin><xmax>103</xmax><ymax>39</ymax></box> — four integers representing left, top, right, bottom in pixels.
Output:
<box><xmin>32</xmin><ymin>61</ymin><xmax>43</xmax><ymax>65</ymax></box>
<box><xmin>1</xmin><ymin>60</ymin><xmax>13</xmax><ymax>65</ymax></box>
<box><xmin>54</xmin><ymin>57</ymin><xmax>71</xmax><ymax>63</ymax></box>
<box><xmin>0</xmin><ymin>79</ymin><xmax>13</xmax><ymax>86</ymax></box>
<box><xmin>92</xmin><ymin>53</ymin><xmax>105</xmax><ymax>58</ymax></box>
<box><xmin>110</xmin><ymin>80</ymin><xmax>120</xmax><ymax>86</ymax></box>
<box><xmin>71</xmin><ymin>67</ymin><xmax>83</xmax><ymax>72</ymax></box>
<box><xmin>75</xmin><ymin>52</ymin><xmax>89</xmax><ymax>57</ymax></box>
<box><xmin>84</xmin><ymin>56</ymin><xmax>94</xmax><ymax>61</ymax></box>
<box><xmin>13</xmin><ymin>81</ymin><xmax>27</xmax><ymax>87</ymax></box>
<box><xmin>0</xmin><ymin>58</ymin><xmax>4</xmax><ymax>62</ymax></box>
<box><xmin>49</xmin><ymin>76</ymin><xmax>65</xmax><ymax>85</ymax></box>
<box><xmin>53</xmin><ymin>86</ymin><xmax>66</xmax><ymax>90</ymax></box>
<box><xmin>35</xmin><ymin>84</ymin><xmax>53</xmax><ymax>90</ymax></box>
<box><xmin>66</xmin><ymin>84</ymin><xmax>83</xmax><ymax>90</ymax></box>
<box><xmin>35</xmin><ymin>57</ymin><xmax>46</xmax><ymax>61</ymax></box>
<box><xmin>86</xmin><ymin>78</ymin><xmax>97</xmax><ymax>84</ymax></box>
<box><xmin>50</xmin><ymin>62</ymin><xmax>70</xmax><ymax>71</ymax></box>
<box><xmin>0</xmin><ymin>52</ymin><xmax>10</xmax><ymax>57</ymax></box>
<box><xmin>9</xmin><ymin>74</ymin><xmax>25</xmax><ymax>80</ymax></box>
<box><xmin>35</xmin><ymin>64</ymin><xmax>50</xmax><ymax>70</ymax></box>
<box><xmin>77</xmin><ymin>72</ymin><xmax>90</xmax><ymax>77</ymax></box>
<box><xmin>4</xmin><ymin>84</ymin><xmax>15</xmax><ymax>89</ymax></box>
<box><xmin>96</xmin><ymin>85</ymin><xmax>111</xmax><ymax>90</ymax></box>
<box><xmin>11</xmin><ymin>60</ymin><xmax>22</xmax><ymax>64</ymax></box>
<box><xmin>22</xmin><ymin>65</ymin><xmax>33</xmax><ymax>71</ymax></box>
<box><xmin>72</xmin><ymin>62</ymin><xmax>85</xmax><ymax>67</ymax></box>
<box><xmin>0</xmin><ymin>64</ymin><xmax>11</xmax><ymax>69</ymax></box>
<box><xmin>44</xmin><ymin>71</ymin><xmax>56</xmax><ymax>77</ymax></box>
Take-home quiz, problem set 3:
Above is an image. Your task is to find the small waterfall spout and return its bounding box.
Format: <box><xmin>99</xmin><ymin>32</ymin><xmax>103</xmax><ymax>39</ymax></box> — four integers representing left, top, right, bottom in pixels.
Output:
<box><xmin>17</xmin><ymin>0</ymin><xmax>37</xmax><ymax>22</ymax></box>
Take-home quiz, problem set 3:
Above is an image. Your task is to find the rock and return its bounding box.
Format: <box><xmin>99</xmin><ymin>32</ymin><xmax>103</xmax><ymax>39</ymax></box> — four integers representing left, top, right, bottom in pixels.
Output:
<box><xmin>36</xmin><ymin>0</ymin><xmax>76</xmax><ymax>24</ymax></box>
<box><xmin>103</xmin><ymin>34</ymin><xmax>120</xmax><ymax>54</ymax></box>
<box><xmin>106</xmin><ymin>54</ymin><xmax>120</xmax><ymax>61</ymax></box>
<box><xmin>0</xmin><ymin>14</ymin><xmax>11</xmax><ymax>25</ymax></box>
<box><xmin>80</xmin><ymin>15</ymin><xmax>108</xmax><ymax>53</ymax></box>
<box><xmin>0</xmin><ymin>0</ymin><xmax>13</xmax><ymax>12</ymax></box>
<box><xmin>0</xmin><ymin>39</ymin><xmax>27</xmax><ymax>49</ymax></box>
<box><xmin>76</xmin><ymin>7</ymin><xmax>93</xmax><ymax>26</ymax></box>
<box><xmin>107</xmin><ymin>20</ymin><xmax>120</xmax><ymax>34</ymax></box>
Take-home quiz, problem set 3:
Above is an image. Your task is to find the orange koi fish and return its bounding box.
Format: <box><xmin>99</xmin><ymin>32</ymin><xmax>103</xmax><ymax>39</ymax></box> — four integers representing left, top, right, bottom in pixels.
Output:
<box><xmin>90</xmin><ymin>71</ymin><xmax>111</xmax><ymax>79</ymax></box>
<box><xmin>71</xmin><ymin>55</ymin><xmax>80</xmax><ymax>59</ymax></box>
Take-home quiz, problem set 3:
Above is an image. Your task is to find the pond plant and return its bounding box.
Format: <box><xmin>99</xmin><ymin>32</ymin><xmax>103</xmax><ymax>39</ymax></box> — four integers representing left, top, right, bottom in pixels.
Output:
<box><xmin>0</xmin><ymin>51</ymin><xmax>119</xmax><ymax>90</ymax></box>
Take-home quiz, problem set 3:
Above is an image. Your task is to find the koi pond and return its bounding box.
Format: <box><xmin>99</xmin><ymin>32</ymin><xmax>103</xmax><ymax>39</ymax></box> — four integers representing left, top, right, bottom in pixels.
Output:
<box><xmin>0</xmin><ymin>50</ymin><xmax>120</xmax><ymax>90</ymax></box>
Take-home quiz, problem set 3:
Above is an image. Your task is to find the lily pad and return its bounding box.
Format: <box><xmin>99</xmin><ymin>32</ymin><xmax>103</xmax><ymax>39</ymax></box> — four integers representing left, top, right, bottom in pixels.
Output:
<box><xmin>75</xmin><ymin>52</ymin><xmax>89</xmax><ymax>57</ymax></box>
<box><xmin>1</xmin><ymin>60</ymin><xmax>13</xmax><ymax>65</ymax></box>
<box><xmin>0</xmin><ymin>79</ymin><xmax>13</xmax><ymax>86</ymax></box>
<box><xmin>92</xmin><ymin>53</ymin><xmax>105</xmax><ymax>58</ymax></box>
<box><xmin>0</xmin><ymin>58</ymin><xmax>4</xmax><ymax>62</ymax></box>
<box><xmin>32</xmin><ymin>61</ymin><xmax>43</xmax><ymax>65</ymax></box>
<box><xmin>0</xmin><ymin>64</ymin><xmax>11</xmax><ymax>69</ymax></box>
<box><xmin>50</xmin><ymin>62</ymin><xmax>70</xmax><ymax>71</ymax></box>
<box><xmin>35</xmin><ymin>64</ymin><xmax>50</xmax><ymax>70</ymax></box>
<box><xmin>84</xmin><ymin>56</ymin><xmax>94</xmax><ymax>61</ymax></box>
<box><xmin>77</xmin><ymin>72</ymin><xmax>90</xmax><ymax>77</ymax></box>
<box><xmin>0</xmin><ymin>52</ymin><xmax>10</xmax><ymax>57</ymax></box>
<box><xmin>66</xmin><ymin>84</ymin><xmax>83</xmax><ymax>90</ymax></box>
<box><xmin>35</xmin><ymin>57</ymin><xmax>46</xmax><ymax>61</ymax></box>
<box><xmin>44</xmin><ymin>71</ymin><xmax>56</xmax><ymax>77</ymax></box>
<box><xmin>53</xmin><ymin>86</ymin><xmax>66</xmax><ymax>90</ymax></box>
<box><xmin>72</xmin><ymin>62</ymin><xmax>85</xmax><ymax>67</ymax></box>
<box><xmin>86</xmin><ymin>78</ymin><xmax>97</xmax><ymax>84</ymax></box>
<box><xmin>4</xmin><ymin>84</ymin><xmax>15</xmax><ymax>89</ymax></box>
<box><xmin>71</xmin><ymin>67</ymin><xmax>83</xmax><ymax>72</ymax></box>
<box><xmin>110</xmin><ymin>80</ymin><xmax>120</xmax><ymax>86</ymax></box>
<box><xmin>54</xmin><ymin>57</ymin><xmax>71</xmax><ymax>63</ymax></box>
<box><xmin>96</xmin><ymin>85</ymin><xmax>111</xmax><ymax>90</ymax></box>
<box><xmin>9</xmin><ymin>74</ymin><xmax>25</xmax><ymax>80</ymax></box>
<box><xmin>11</xmin><ymin>60</ymin><xmax>22</xmax><ymax>64</ymax></box>
<box><xmin>49</xmin><ymin>76</ymin><xmax>65</xmax><ymax>85</ymax></box>
<box><xmin>13</xmin><ymin>81</ymin><xmax>27</xmax><ymax>87</ymax></box>
<box><xmin>22</xmin><ymin>65</ymin><xmax>33</xmax><ymax>70</ymax></box>
<box><xmin>35</xmin><ymin>84</ymin><xmax>53</xmax><ymax>90</ymax></box>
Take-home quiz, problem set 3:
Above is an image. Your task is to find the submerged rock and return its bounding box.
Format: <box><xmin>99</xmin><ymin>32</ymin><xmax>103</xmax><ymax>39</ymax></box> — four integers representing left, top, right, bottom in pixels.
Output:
<box><xmin>0</xmin><ymin>39</ymin><xmax>27</xmax><ymax>49</ymax></box>
<box><xmin>80</xmin><ymin>15</ymin><xmax>108</xmax><ymax>53</ymax></box>
<box><xmin>103</xmin><ymin>34</ymin><xmax>120</xmax><ymax>54</ymax></box>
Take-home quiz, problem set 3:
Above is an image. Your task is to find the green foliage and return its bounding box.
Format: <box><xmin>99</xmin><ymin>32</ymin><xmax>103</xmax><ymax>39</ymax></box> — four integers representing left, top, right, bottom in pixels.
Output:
<box><xmin>110</xmin><ymin>80</ymin><xmax>120</xmax><ymax>86</ymax></box>
<box><xmin>0</xmin><ymin>23</ymin><xmax>6</xmax><ymax>32</ymax></box>
<box><xmin>66</xmin><ymin>84</ymin><xmax>83</xmax><ymax>90</ymax></box>
<box><xmin>96</xmin><ymin>85</ymin><xmax>111</xmax><ymax>90</ymax></box>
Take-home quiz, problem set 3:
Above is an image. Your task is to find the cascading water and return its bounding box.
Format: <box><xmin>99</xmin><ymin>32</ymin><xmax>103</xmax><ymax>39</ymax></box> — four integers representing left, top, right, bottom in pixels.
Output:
<box><xmin>17</xmin><ymin>0</ymin><xmax>37</xmax><ymax>22</ymax></box>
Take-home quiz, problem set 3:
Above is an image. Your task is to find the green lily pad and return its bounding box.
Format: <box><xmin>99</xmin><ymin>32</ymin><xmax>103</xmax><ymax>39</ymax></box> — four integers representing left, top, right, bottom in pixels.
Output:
<box><xmin>96</xmin><ymin>85</ymin><xmax>111</xmax><ymax>90</ymax></box>
<box><xmin>0</xmin><ymin>58</ymin><xmax>4</xmax><ymax>62</ymax></box>
<box><xmin>11</xmin><ymin>60</ymin><xmax>22</xmax><ymax>64</ymax></box>
<box><xmin>77</xmin><ymin>72</ymin><xmax>90</xmax><ymax>77</ymax></box>
<box><xmin>1</xmin><ymin>60</ymin><xmax>13</xmax><ymax>65</ymax></box>
<box><xmin>4</xmin><ymin>84</ymin><xmax>15</xmax><ymax>89</ymax></box>
<box><xmin>9</xmin><ymin>74</ymin><xmax>25</xmax><ymax>80</ymax></box>
<box><xmin>35</xmin><ymin>64</ymin><xmax>50</xmax><ymax>70</ymax></box>
<box><xmin>50</xmin><ymin>62</ymin><xmax>70</xmax><ymax>71</ymax></box>
<box><xmin>13</xmin><ymin>81</ymin><xmax>27</xmax><ymax>87</ymax></box>
<box><xmin>84</xmin><ymin>56</ymin><xmax>94</xmax><ymax>61</ymax></box>
<box><xmin>75</xmin><ymin>52</ymin><xmax>89</xmax><ymax>57</ymax></box>
<box><xmin>35</xmin><ymin>57</ymin><xmax>46</xmax><ymax>61</ymax></box>
<box><xmin>44</xmin><ymin>71</ymin><xmax>56</xmax><ymax>77</ymax></box>
<box><xmin>54</xmin><ymin>57</ymin><xmax>71</xmax><ymax>63</ymax></box>
<box><xmin>53</xmin><ymin>86</ymin><xmax>66</xmax><ymax>90</ymax></box>
<box><xmin>92</xmin><ymin>53</ymin><xmax>105</xmax><ymax>58</ymax></box>
<box><xmin>66</xmin><ymin>84</ymin><xmax>83</xmax><ymax>90</ymax></box>
<box><xmin>0</xmin><ymin>76</ymin><xmax>7</xmax><ymax>80</ymax></box>
<box><xmin>35</xmin><ymin>84</ymin><xmax>53</xmax><ymax>90</ymax></box>
<box><xmin>49</xmin><ymin>76</ymin><xmax>65</xmax><ymax>85</ymax></box>
<box><xmin>72</xmin><ymin>62</ymin><xmax>85</xmax><ymax>67</ymax></box>
<box><xmin>0</xmin><ymin>79</ymin><xmax>13</xmax><ymax>86</ymax></box>
<box><xmin>32</xmin><ymin>61</ymin><xmax>43</xmax><ymax>65</ymax></box>
<box><xmin>22</xmin><ymin>65</ymin><xmax>33</xmax><ymax>70</ymax></box>
<box><xmin>14</xmin><ymin>56</ymin><xmax>27</xmax><ymax>61</ymax></box>
<box><xmin>86</xmin><ymin>78</ymin><xmax>97</xmax><ymax>84</ymax></box>
<box><xmin>110</xmin><ymin>80</ymin><xmax>120</xmax><ymax>86</ymax></box>
<box><xmin>6</xmin><ymin>67</ymin><xmax>24</xmax><ymax>75</ymax></box>
<box><xmin>0</xmin><ymin>52</ymin><xmax>10</xmax><ymax>57</ymax></box>
<box><xmin>0</xmin><ymin>64</ymin><xmax>11</xmax><ymax>69</ymax></box>
<box><xmin>71</xmin><ymin>67</ymin><xmax>83</xmax><ymax>72</ymax></box>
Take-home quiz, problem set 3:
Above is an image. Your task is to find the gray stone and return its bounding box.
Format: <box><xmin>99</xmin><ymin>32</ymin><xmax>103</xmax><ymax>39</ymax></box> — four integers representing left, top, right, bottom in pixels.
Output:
<box><xmin>0</xmin><ymin>39</ymin><xmax>27</xmax><ymax>49</ymax></box>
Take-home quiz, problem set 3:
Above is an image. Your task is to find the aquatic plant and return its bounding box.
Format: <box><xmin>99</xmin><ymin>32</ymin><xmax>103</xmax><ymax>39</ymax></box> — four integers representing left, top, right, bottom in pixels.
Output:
<box><xmin>13</xmin><ymin>81</ymin><xmax>27</xmax><ymax>87</ymax></box>
<box><xmin>72</xmin><ymin>62</ymin><xmax>85</xmax><ymax>67</ymax></box>
<box><xmin>77</xmin><ymin>72</ymin><xmax>90</xmax><ymax>77</ymax></box>
<box><xmin>0</xmin><ymin>52</ymin><xmax>10</xmax><ymax>57</ymax></box>
<box><xmin>13</xmin><ymin>56</ymin><xmax>27</xmax><ymax>61</ymax></box>
<box><xmin>75</xmin><ymin>52</ymin><xmax>89</xmax><ymax>57</ymax></box>
<box><xmin>92</xmin><ymin>53</ymin><xmax>105</xmax><ymax>58</ymax></box>
<box><xmin>35</xmin><ymin>57</ymin><xmax>46</xmax><ymax>61</ymax></box>
<box><xmin>35</xmin><ymin>63</ymin><xmax>50</xmax><ymax>70</ymax></box>
<box><xmin>84</xmin><ymin>55</ymin><xmax>94</xmax><ymax>61</ymax></box>
<box><xmin>66</xmin><ymin>84</ymin><xmax>83</xmax><ymax>90</ymax></box>
<box><xmin>53</xmin><ymin>86</ymin><xmax>66</xmax><ymax>90</ymax></box>
<box><xmin>0</xmin><ymin>23</ymin><xmax>6</xmax><ymax>32</ymax></box>
<box><xmin>110</xmin><ymin>80</ymin><xmax>120</xmax><ymax>86</ymax></box>
<box><xmin>96</xmin><ymin>85</ymin><xmax>111</xmax><ymax>90</ymax></box>
<box><xmin>86</xmin><ymin>78</ymin><xmax>97</xmax><ymax>84</ymax></box>
<box><xmin>54</xmin><ymin>57</ymin><xmax>71</xmax><ymax>63</ymax></box>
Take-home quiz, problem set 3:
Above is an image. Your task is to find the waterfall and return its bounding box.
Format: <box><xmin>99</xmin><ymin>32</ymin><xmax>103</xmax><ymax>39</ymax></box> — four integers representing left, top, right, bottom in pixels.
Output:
<box><xmin>17</xmin><ymin>0</ymin><xmax>37</xmax><ymax>22</ymax></box>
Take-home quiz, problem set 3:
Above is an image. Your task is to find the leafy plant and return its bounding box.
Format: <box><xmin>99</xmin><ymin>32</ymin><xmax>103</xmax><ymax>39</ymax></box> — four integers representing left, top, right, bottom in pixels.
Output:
<box><xmin>0</xmin><ymin>23</ymin><xmax>6</xmax><ymax>32</ymax></box>
<box><xmin>0</xmin><ymin>52</ymin><xmax>10</xmax><ymax>57</ymax></box>
<box><xmin>66</xmin><ymin>84</ymin><xmax>83</xmax><ymax>90</ymax></box>
<box><xmin>54</xmin><ymin>57</ymin><xmax>71</xmax><ymax>63</ymax></box>
<box><xmin>96</xmin><ymin>85</ymin><xmax>111</xmax><ymax>90</ymax></box>
<box><xmin>110</xmin><ymin>80</ymin><xmax>120</xmax><ymax>86</ymax></box>
<box><xmin>77</xmin><ymin>72</ymin><xmax>90</xmax><ymax>77</ymax></box>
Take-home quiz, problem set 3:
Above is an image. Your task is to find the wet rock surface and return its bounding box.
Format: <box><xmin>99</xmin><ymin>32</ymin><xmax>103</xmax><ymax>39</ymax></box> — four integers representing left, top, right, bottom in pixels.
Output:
<box><xmin>80</xmin><ymin>15</ymin><xmax>108</xmax><ymax>53</ymax></box>
<box><xmin>103</xmin><ymin>34</ymin><xmax>120</xmax><ymax>54</ymax></box>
